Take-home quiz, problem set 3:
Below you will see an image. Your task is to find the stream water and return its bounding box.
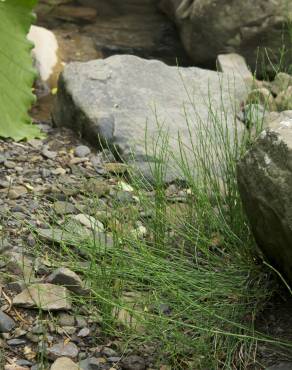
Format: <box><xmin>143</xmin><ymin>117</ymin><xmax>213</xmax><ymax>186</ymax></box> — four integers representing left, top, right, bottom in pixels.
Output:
<box><xmin>32</xmin><ymin>0</ymin><xmax>192</xmax><ymax>122</ymax></box>
<box><xmin>36</xmin><ymin>0</ymin><xmax>191</xmax><ymax>66</ymax></box>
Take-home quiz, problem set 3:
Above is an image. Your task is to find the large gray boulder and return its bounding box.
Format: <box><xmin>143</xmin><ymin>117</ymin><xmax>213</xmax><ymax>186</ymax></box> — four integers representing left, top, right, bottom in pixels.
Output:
<box><xmin>237</xmin><ymin>111</ymin><xmax>292</xmax><ymax>284</ymax></box>
<box><xmin>53</xmin><ymin>55</ymin><xmax>249</xmax><ymax>181</ymax></box>
<box><xmin>159</xmin><ymin>0</ymin><xmax>292</xmax><ymax>73</ymax></box>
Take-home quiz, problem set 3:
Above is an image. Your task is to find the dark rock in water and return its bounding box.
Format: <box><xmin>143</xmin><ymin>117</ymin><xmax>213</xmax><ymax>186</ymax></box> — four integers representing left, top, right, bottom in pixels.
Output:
<box><xmin>160</xmin><ymin>0</ymin><xmax>292</xmax><ymax>74</ymax></box>
<box><xmin>83</xmin><ymin>0</ymin><xmax>190</xmax><ymax>66</ymax></box>
<box><xmin>53</xmin><ymin>55</ymin><xmax>249</xmax><ymax>183</ymax></box>
<box><xmin>237</xmin><ymin>111</ymin><xmax>292</xmax><ymax>285</ymax></box>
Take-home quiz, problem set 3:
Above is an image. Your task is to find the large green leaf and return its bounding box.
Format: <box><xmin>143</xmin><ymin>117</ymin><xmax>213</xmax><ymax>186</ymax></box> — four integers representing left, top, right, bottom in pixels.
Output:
<box><xmin>0</xmin><ymin>0</ymin><xmax>42</xmax><ymax>141</ymax></box>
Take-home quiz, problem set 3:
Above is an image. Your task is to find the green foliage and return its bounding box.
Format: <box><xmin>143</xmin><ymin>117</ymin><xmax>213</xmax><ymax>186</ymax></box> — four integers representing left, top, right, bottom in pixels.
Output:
<box><xmin>28</xmin><ymin>96</ymin><xmax>291</xmax><ymax>368</ymax></box>
<box><xmin>0</xmin><ymin>0</ymin><xmax>42</xmax><ymax>141</ymax></box>
<box><xmin>257</xmin><ymin>10</ymin><xmax>292</xmax><ymax>78</ymax></box>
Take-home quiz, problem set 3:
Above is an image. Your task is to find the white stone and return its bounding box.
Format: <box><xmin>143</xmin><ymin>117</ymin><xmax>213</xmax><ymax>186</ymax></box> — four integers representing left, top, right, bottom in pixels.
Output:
<box><xmin>27</xmin><ymin>25</ymin><xmax>59</xmax><ymax>84</ymax></box>
<box><xmin>53</xmin><ymin>55</ymin><xmax>249</xmax><ymax>182</ymax></box>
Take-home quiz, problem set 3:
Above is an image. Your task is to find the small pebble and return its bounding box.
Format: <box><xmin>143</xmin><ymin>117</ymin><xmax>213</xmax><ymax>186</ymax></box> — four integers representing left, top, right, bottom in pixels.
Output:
<box><xmin>75</xmin><ymin>145</ymin><xmax>91</xmax><ymax>158</ymax></box>
<box><xmin>7</xmin><ymin>338</ymin><xmax>27</xmax><ymax>346</ymax></box>
<box><xmin>0</xmin><ymin>311</ymin><xmax>16</xmax><ymax>333</ymax></box>
<box><xmin>108</xmin><ymin>357</ymin><xmax>122</xmax><ymax>363</ymax></box>
<box><xmin>15</xmin><ymin>359</ymin><xmax>33</xmax><ymax>367</ymax></box>
<box><xmin>47</xmin><ymin>341</ymin><xmax>79</xmax><ymax>360</ymax></box>
<box><xmin>77</xmin><ymin>327</ymin><xmax>90</xmax><ymax>337</ymax></box>
<box><xmin>102</xmin><ymin>347</ymin><xmax>118</xmax><ymax>357</ymax></box>
<box><xmin>58</xmin><ymin>313</ymin><xmax>75</xmax><ymax>327</ymax></box>
<box><xmin>42</xmin><ymin>147</ymin><xmax>57</xmax><ymax>160</ymax></box>
<box><xmin>4</xmin><ymin>160</ymin><xmax>16</xmax><ymax>169</ymax></box>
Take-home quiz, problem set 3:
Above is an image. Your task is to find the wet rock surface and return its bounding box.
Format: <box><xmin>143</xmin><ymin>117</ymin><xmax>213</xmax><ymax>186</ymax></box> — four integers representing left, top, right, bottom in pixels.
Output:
<box><xmin>36</xmin><ymin>0</ymin><xmax>190</xmax><ymax>68</ymax></box>
<box><xmin>160</xmin><ymin>0</ymin><xmax>292</xmax><ymax>73</ymax></box>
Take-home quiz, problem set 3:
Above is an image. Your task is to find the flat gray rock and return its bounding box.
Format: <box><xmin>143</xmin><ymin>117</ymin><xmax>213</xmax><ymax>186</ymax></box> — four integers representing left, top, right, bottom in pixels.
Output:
<box><xmin>53</xmin><ymin>55</ymin><xmax>249</xmax><ymax>182</ymax></box>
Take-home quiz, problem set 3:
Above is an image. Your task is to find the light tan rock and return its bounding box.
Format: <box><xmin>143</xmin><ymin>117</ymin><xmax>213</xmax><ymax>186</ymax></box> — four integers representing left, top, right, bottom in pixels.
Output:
<box><xmin>217</xmin><ymin>53</ymin><xmax>253</xmax><ymax>82</ymax></box>
<box><xmin>50</xmin><ymin>357</ymin><xmax>80</xmax><ymax>370</ymax></box>
<box><xmin>7</xmin><ymin>186</ymin><xmax>27</xmax><ymax>200</ymax></box>
<box><xmin>13</xmin><ymin>283</ymin><xmax>71</xmax><ymax>311</ymax></box>
<box><xmin>4</xmin><ymin>365</ymin><xmax>29</xmax><ymax>370</ymax></box>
